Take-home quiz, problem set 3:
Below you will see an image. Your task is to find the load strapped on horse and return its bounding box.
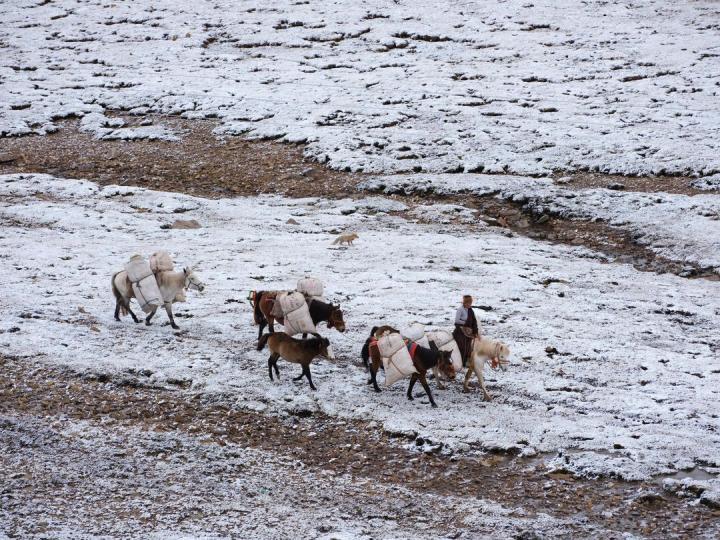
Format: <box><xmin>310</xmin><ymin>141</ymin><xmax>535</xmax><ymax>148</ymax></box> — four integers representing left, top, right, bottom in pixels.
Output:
<box><xmin>376</xmin><ymin>331</ymin><xmax>418</xmax><ymax>387</ymax></box>
<box><xmin>276</xmin><ymin>291</ymin><xmax>317</xmax><ymax>336</ymax></box>
<box><xmin>425</xmin><ymin>329</ymin><xmax>463</xmax><ymax>372</ymax></box>
<box><xmin>124</xmin><ymin>254</ymin><xmax>163</xmax><ymax>313</ymax></box>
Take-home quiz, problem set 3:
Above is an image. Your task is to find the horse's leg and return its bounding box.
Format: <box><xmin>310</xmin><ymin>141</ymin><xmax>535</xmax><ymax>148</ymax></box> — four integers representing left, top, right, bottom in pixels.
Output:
<box><xmin>164</xmin><ymin>302</ymin><xmax>179</xmax><ymax>330</ymax></box>
<box><xmin>463</xmin><ymin>360</ymin><xmax>475</xmax><ymax>393</ymax></box>
<box><xmin>418</xmin><ymin>373</ymin><xmax>437</xmax><ymax>408</ymax></box>
<box><xmin>114</xmin><ymin>300</ymin><xmax>121</xmax><ymax>321</ymax></box>
<box><xmin>432</xmin><ymin>366</ymin><xmax>446</xmax><ymax>389</ymax></box>
<box><xmin>269</xmin><ymin>322</ymin><xmax>275</xmax><ymax>333</ymax></box>
<box><xmin>268</xmin><ymin>353</ymin><xmax>280</xmax><ymax>381</ymax></box>
<box><xmin>370</xmin><ymin>358</ymin><xmax>381</xmax><ymax>393</ymax></box>
<box><xmin>145</xmin><ymin>306</ymin><xmax>158</xmax><ymax>326</ymax></box>
<box><xmin>293</xmin><ymin>368</ymin><xmax>305</xmax><ymax>381</ymax></box>
<box><xmin>302</xmin><ymin>364</ymin><xmax>316</xmax><ymax>391</ymax></box>
<box><xmin>126</xmin><ymin>302</ymin><xmax>141</xmax><ymax>324</ymax></box>
<box><xmin>475</xmin><ymin>359</ymin><xmax>492</xmax><ymax>401</ymax></box>
<box><xmin>258</xmin><ymin>320</ymin><xmax>266</xmax><ymax>341</ymax></box>
<box><xmin>406</xmin><ymin>373</ymin><xmax>418</xmax><ymax>401</ymax></box>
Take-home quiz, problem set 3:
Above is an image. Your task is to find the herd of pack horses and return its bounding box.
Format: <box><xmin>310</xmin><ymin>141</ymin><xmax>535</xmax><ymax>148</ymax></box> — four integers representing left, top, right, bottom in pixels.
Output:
<box><xmin>111</xmin><ymin>268</ymin><xmax>511</xmax><ymax>408</ymax></box>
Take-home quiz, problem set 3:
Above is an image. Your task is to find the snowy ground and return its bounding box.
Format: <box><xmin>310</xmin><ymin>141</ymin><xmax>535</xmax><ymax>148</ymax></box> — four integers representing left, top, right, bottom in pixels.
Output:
<box><xmin>2</xmin><ymin>0</ymin><xmax>720</xmax><ymax>176</ymax></box>
<box><xmin>2</xmin><ymin>173</ymin><xmax>719</xmax><ymax>486</ymax></box>
<box><xmin>360</xmin><ymin>173</ymin><xmax>720</xmax><ymax>273</ymax></box>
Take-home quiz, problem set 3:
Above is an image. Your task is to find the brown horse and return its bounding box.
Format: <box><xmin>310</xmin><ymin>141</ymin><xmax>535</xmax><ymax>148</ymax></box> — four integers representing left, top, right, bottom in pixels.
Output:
<box><xmin>257</xmin><ymin>332</ymin><xmax>334</xmax><ymax>390</ymax></box>
<box><xmin>251</xmin><ymin>291</ymin><xmax>346</xmax><ymax>340</ymax></box>
<box><xmin>364</xmin><ymin>328</ymin><xmax>456</xmax><ymax>407</ymax></box>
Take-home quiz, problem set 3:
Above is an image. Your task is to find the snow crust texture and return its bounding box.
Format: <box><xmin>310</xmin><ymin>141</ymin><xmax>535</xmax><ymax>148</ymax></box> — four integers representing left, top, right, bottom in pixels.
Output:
<box><xmin>2</xmin><ymin>173</ymin><xmax>719</xmax><ymax>483</ymax></box>
<box><xmin>2</xmin><ymin>0</ymin><xmax>720</xmax><ymax>176</ymax></box>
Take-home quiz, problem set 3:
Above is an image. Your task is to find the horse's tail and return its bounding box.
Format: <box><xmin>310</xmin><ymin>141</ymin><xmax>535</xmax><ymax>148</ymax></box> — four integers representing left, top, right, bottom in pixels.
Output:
<box><xmin>361</xmin><ymin>327</ymin><xmax>379</xmax><ymax>368</ymax></box>
<box><xmin>111</xmin><ymin>272</ymin><xmax>128</xmax><ymax>316</ymax></box>
<box><xmin>252</xmin><ymin>291</ymin><xmax>265</xmax><ymax>325</ymax></box>
<box><xmin>332</xmin><ymin>236</ymin><xmax>341</xmax><ymax>245</ymax></box>
<box><xmin>257</xmin><ymin>332</ymin><xmax>271</xmax><ymax>351</ymax></box>
<box><xmin>361</xmin><ymin>338</ymin><xmax>371</xmax><ymax>368</ymax></box>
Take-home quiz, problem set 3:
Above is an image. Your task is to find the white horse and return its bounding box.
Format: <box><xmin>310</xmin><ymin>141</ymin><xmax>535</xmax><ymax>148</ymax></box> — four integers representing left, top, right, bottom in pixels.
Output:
<box><xmin>463</xmin><ymin>337</ymin><xmax>511</xmax><ymax>400</ymax></box>
<box><xmin>111</xmin><ymin>267</ymin><xmax>205</xmax><ymax>329</ymax></box>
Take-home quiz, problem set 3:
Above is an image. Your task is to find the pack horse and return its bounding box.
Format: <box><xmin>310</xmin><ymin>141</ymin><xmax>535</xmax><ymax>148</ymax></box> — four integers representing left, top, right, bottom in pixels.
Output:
<box><xmin>250</xmin><ymin>277</ymin><xmax>345</xmax><ymax>340</ymax></box>
<box><xmin>112</xmin><ymin>251</ymin><xmax>205</xmax><ymax>330</ymax></box>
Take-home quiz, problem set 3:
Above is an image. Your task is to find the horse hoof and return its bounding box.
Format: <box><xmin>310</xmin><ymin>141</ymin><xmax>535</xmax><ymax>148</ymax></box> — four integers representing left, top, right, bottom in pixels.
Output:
<box><xmin>374</xmin><ymin>388</ymin><xmax>381</xmax><ymax>393</ymax></box>
<box><xmin>145</xmin><ymin>321</ymin><xmax>151</xmax><ymax>326</ymax></box>
<box><xmin>431</xmin><ymin>403</ymin><xmax>438</xmax><ymax>408</ymax></box>
<box><xmin>172</xmin><ymin>325</ymin><xmax>180</xmax><ymax>330</ymax></box>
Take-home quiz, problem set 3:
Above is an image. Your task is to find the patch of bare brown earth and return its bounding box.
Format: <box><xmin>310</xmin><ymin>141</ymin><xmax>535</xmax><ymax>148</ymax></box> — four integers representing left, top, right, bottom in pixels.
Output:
<box><xmin>1</xmin><ymin>355</ymin><xmax>719</xmax><ymax>538</ymax></box>
<box><xmin>0</xmin><ymin>115</ymin><xmax>715</xmax><ymax>282</ymax></box>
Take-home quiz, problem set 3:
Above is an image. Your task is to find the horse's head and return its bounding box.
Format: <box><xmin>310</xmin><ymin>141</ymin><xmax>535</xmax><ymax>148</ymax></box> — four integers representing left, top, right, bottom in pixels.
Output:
<box><xmin>313</xmin><ymin>334</ymin><xmax>335</xmax><ymax>360</ymax></box>
<box><xmin>495</xmin><ymin>343</ymin><xmax>511</xmax><ymax>371</ymax></box>
<box><xmin>438</xmin><ymin>350</ymin><xmax>456</xmax><ymax>380</ymax></box>
<box><xmin>184</xmin><ymin>267</ymin><xmax>205</xmax><ymax>292</ymax></box>
<box><xmin>327</xmin><ymin>305</ymin><xmax>345</xmax><ymax>333</ymax></box>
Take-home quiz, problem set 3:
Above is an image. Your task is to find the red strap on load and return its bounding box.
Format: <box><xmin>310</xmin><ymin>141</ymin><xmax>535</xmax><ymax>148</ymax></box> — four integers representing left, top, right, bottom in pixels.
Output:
<box><xmin>405</xmin><ymin>339</ymin><xmax>418</xmax><ymax>359</ymax></box>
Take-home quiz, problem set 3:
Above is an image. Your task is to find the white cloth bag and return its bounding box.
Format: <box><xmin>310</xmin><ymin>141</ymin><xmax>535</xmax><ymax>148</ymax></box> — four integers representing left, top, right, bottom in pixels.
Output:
<box><xmin>427</xmin><ymin>329</ymin><xmax>463</xmax><ymax>372</ymax></box>
<box><xmin>125</xmin><ymin>255</ymin><xmax>162</xmax><ymax>313</ymax></box>
<box><xmin>149</xmin><ymin>250</ymin><xmax>174</xmax><ymax>273</ymax></box>
<box><xmin>400</xmin><ymin>323</ymin><xmax>430</xmax><ymax>348</ymax></box>
<box><xmin>278</xmin><ymin>291</ymin><xmax>316</xmax><ymax>336</ymax></box>
<box><xmin>297</xmin><ymin>276</ymin><xmax>323</xmax><ymax>297</ymax></box>
<box><xmin>378</xmin><ymin>333</ymin><xmax>417</xmax><ymax>387</ymax></box>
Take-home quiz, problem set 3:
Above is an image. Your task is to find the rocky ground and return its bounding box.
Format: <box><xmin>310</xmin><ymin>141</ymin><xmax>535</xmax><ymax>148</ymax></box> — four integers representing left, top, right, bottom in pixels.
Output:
<box><xmin>3</xmin><ymin>354</ymin><xmax>719</xmax><ymax>539</ymax></box>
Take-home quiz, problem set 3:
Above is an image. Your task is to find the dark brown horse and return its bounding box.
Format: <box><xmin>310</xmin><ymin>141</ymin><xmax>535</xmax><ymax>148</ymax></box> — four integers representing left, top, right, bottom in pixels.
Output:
<box><xmin>251</xmin><ymin>291</ymin><xmax>345</xmax><ymax>340</ymax></box>
<box><xmin>363</xmin><ymin>328</ymin><xmax>456</xmax><ymax>407</ymax></box>
<box><xmin>257</xmin><ymin>332</ymin><xmax>334</xmax><ymax>390</ymax></box>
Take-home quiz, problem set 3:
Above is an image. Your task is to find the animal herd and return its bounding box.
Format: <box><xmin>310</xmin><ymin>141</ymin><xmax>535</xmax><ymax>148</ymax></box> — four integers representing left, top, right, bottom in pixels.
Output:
<box><xmin>111</xmin><ymin>263</ymin><xmax>511</xmax><ymax>408</ymax></box>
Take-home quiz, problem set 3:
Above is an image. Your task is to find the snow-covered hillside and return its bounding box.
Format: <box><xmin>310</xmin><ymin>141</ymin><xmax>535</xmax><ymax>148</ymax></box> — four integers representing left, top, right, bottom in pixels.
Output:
<box><xmin>2</xmin><ymin>0</ymin><xmax>719</xmax><ymax>175</ymax></box>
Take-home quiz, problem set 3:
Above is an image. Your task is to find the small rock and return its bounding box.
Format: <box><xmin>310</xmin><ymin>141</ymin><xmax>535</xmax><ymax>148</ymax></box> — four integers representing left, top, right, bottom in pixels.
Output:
<box><xmin>163</xmin><ymin>219</ymin><xmax>201</xmax><ymax>230</ymax></box>
<box><xmin>535</xmin><ymin>214</ymin><xmax>550</xmax><ymax>224</ymax></box>
<box><xmin>607</xmin><ymin>182</ymin><xmax>626</xmax><ymax>190</ymax></box>
<box><xmin>286</xmin><ymin>218</ymin><xmax>299</xmax><ymax>225</ymax></box>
